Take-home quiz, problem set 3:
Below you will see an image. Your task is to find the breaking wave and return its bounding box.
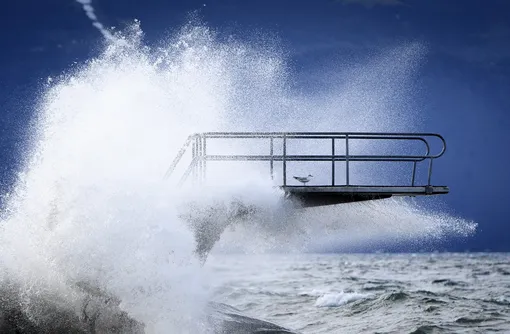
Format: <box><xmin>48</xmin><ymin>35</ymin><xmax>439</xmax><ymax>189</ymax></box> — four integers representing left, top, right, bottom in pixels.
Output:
<box><xmin>0</xmin><ymin>13</ymin><xmax>476</xmax><ymax>333</ymax></box>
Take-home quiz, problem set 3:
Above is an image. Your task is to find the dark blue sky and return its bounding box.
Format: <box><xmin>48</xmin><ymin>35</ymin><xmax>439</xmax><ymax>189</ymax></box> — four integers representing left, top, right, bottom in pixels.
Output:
<box><xmin>1</xmin><ymin>0</ymin><xmax>509</xmax><ymax>251</ymax></box>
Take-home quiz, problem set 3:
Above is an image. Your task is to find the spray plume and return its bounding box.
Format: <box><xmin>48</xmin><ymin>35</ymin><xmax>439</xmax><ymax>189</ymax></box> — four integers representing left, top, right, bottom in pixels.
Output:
<box><xmin>0</xmin><ymin>9</ymin><xmax>477</xmax><ymax>332</ymax></box>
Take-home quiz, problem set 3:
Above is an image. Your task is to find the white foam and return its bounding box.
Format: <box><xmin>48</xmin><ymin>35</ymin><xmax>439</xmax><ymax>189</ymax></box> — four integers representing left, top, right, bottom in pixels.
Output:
<box><xmin>315</xmin><ymin>291</ymin><xmax>370</xmax><ymax>307</ymax></box>
<box><xmin>0</xmin><ymin>21</ymin><xmax>289</xmax><ymax>331</ymax></box>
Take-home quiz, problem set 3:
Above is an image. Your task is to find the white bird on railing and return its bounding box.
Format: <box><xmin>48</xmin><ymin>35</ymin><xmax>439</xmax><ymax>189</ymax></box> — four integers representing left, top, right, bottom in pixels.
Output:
<box><xmin>293</xmin><ymin>174</ymin><xmax>313</xmax><ymax>185</ymax></box>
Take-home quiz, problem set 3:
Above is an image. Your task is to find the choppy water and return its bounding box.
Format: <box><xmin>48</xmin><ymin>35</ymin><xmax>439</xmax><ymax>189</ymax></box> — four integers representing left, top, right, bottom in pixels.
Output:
<box><xmin>207</xmin><ymin>252</ymin><xmax>510</xmax><ymax>333</ymax></box>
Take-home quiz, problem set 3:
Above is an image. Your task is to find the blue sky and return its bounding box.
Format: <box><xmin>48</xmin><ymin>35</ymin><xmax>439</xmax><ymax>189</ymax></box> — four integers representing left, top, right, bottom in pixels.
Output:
<box><xmin>1</xmin><ymin>0</ymin><xmax>509</xmax><ymax>251</ymax></box>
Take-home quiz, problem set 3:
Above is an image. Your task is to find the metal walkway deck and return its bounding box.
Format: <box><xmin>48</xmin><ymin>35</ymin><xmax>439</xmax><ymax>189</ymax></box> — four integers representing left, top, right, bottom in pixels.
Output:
<box><xmin>164</xmin><ymin>132</ymin><xmax>449</xmax><ymax>207</ymax></box>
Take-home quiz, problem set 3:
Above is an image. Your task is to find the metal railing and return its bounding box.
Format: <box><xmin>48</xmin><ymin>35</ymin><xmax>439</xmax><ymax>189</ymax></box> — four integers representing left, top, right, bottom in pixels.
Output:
<box><xmin>163</xmin><ymin>132</ymin><xmax>446</xmax><ymax>188</ymax></box>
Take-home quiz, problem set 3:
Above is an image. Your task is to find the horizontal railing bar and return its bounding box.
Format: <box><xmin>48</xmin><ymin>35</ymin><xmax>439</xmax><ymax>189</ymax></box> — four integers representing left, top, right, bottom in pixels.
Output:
<box><xmin>202</xmin><ymin>134</ymin><xmax>434</xmax><ymax>139</ymax></box>
<box><xmin>198</xmin><ymin>131</ymin><xmax>445</xmax><ymax>137</ymax></box>
<box><xmin>204</xmin><ymin>135</ymin><xmax>430</xmax><ymax>150</ymax></box>
<box><xmin>204</xmin><ymin>155</ymin><xmax>433</xmax><ymax>162</ymax></box>
<box><xmin>194</xmin><ymin>131</ymin><xmax>444</xmax><ymax>157</ymax></box>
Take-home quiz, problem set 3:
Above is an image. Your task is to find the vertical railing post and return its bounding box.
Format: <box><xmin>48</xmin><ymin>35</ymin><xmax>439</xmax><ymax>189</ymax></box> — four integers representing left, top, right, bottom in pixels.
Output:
<box><xmin>411</xmin><ymin>161</ymin><xmax>417</xmax><ymax>186</ymax></box>
<box><xmin>270</xmin><ymin>137</ymin><xmax>274</xmax><ymax>180</ymax></box>
<box><xmin>198</xmin><ymin>135</ymin><xmax>202</xmax><ymax>185</ymax></box>
<box><xmin>427</xmin><ymin>158</ymin><xmax>433</xmax><ymax>186</ymax></box>
<box><xmin>202</xmin><ymin>135</ymin><xmax>207</xmax><ymax>184</ymax></box>
<box><xmin>345</xmin><ymin>134</ymin><xmax>350</xmax><ymax>186</ymax></box>
<box><xmin>331</xmin><ymin>138</ymin><xmax>335</xmax><ymax>186</ymax></box>
<box><xmin>283</xmin><ymin>133</ymin><xmax>287</xmax><ymax>186</ymax></box>
<box><xmin>192</xmin><ymin>138</ymin><xmax>197</xmax><ymax>184</ymax></box>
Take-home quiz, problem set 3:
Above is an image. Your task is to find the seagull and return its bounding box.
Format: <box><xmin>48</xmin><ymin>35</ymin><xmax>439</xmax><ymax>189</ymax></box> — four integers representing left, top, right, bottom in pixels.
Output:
<box><xmin>293</xmin><ymin>174</ymin><xmax>313</xmax><ymax>185</ymax></box>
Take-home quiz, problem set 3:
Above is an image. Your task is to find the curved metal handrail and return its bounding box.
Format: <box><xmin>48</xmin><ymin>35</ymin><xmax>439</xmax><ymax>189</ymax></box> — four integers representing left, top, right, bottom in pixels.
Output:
<box><xmin>197</xmin><ymin>132</ymin><xmax>446</xmax><ymax>158</ymax></box>
<box><xmin>164</xmin><ymin>131</ymin><xmax>447</xmax><ymax>188</ymax></box>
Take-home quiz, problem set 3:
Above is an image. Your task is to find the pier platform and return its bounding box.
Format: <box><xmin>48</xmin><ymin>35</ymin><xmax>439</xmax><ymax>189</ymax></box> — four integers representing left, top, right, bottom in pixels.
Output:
<box><xmin>283</xmin><ymin>185</ymin><xmax>449</xmax><ymax>207</ymax></box>
<box><xmin>164</xmin><ymin>132</ymin><xmax>449</xmax><ymax>207</ymax></box>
